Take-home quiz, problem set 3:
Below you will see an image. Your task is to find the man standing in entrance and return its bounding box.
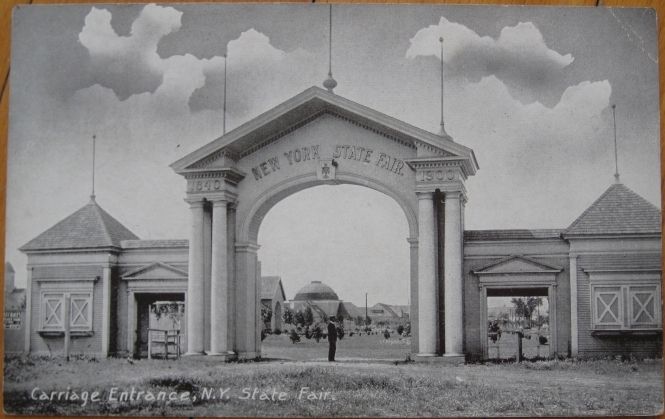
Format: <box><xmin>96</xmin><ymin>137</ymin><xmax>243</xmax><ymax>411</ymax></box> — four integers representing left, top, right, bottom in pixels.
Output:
<box><xmin>327</xmin><ymin>319</ymin><xmax>337</xmax><ymax>362</ymax></box>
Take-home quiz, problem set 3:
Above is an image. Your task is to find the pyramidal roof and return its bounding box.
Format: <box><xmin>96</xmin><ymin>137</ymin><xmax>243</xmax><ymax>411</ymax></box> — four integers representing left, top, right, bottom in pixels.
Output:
<box><xmin>565</xmin><ymin>183</ymin><xmax>661</xmax><ymax>236</ymax></box>
<box><xmin>21</xmin><ymin>197</ymin><xmax>139</xmax><ymax>252</ymax></box>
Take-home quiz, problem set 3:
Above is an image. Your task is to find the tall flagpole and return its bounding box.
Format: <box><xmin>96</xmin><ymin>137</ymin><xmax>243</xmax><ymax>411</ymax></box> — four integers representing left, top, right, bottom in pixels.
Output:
<box><xmin>91</xmin><ymin>134</ymin><xmax>96</xmax><ymax>200</ymax></box>
<box><xmin>323</xmin><ymin>4</ymin><xmax>337</xmax><ymax>92</ymax></box>
<box><xmin>439</xmin><ymin>37</ymin><xmax>447</xmax><ymax>136</ymax></box>
<box><xmin>223</xmin><ymin>54</ymin><xmax>228</xmax><ymax>135</ymax></box>
<box><xmin>612</xmin><ymin>104</ymin><xmax>620</xmax><ymax>183</ymax></box>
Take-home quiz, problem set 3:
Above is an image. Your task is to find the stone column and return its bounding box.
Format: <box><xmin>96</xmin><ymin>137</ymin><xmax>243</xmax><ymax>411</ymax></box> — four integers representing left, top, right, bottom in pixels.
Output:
<box><xmin>209</xmin><ymin>199</ymin><xmax>231</xmax><ymax>356</ymax></box>
<box><xmin>235</xmin><ymin>242</ymin><xmax>260</xmax><ymax>359</ymax></box>
<box><xmin>186</xmin><ymin>199</ymin><xmax>206</xmax><ymax>355</ymax></box>
<box><xmin>417</xmin><ymin>192</ymin><xmax>437</xmax><ymax>356</ymax></box>
<box><xmin>444</xmin><ymin>191</ymin><xmax>463</xmax><ymax>356</ymax></box>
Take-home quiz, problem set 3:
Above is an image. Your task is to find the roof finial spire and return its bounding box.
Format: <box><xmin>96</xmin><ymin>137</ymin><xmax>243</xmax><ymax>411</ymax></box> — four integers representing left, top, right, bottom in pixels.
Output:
<box><xmin>222</xmin><ymin>53</ymin><xmax>228</xmax><ymax>135</ymax></box>
<box><xmin>612</xmin><ymin>104</ymin><xmax>620</xmax><ymax>183</ymax></box>
<box><xmin>439</xmin><ymin>36</ymin><xmax>447</xmax><ymax>137</ymax></box>
<box><xmin>90</xmin><ymin>134</ymin><xmax>96</xmax><ymax>201</ymax></box>
<box><xmin>322</xmin><ymin>4</ymin><xmax>337</xmax><ymax>93</ymax></box>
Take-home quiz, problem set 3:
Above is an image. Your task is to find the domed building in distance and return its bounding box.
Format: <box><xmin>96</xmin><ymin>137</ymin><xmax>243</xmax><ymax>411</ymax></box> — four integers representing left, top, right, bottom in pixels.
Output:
<box><xmin>288</xmin><ymin>281</ymin><xmax>359</xmax><ymax>324</ymax></box>
<box><xmin>286</xmin><ymin>280</ymin><xmax>409</xmax><ymax>326</ymax></box>
<box><xmin>294</xmin><ymin>281</ymin><xmax>340</xmax><ymax>301</ymax></box>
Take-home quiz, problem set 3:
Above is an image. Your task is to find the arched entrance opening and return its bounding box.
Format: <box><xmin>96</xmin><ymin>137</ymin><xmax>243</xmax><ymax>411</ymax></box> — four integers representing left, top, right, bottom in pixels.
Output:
<box><xmin>170</xmin><ymin>87</ymin><xmax>478</xmax><ymax>361</ymax></box>
<box><xmin>256</xmin><ymin>184</ymin><xmax>411</xmax><ymax>361</ymax></box>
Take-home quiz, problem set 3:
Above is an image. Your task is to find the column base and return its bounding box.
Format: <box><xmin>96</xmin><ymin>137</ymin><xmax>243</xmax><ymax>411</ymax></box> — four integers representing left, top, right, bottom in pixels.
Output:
<box><xmin>236</xmin><ymin>351</ymin><xmax>261</xmax><ymax>360</ymax></box>
<box><xmin>414</xmin><ymin>353</ymin><xmax>465</xmax><ymax>365</ymax></box>
<box><xmin>183</xmin><ymin>351</ymin><xmax>207</xmax><ymax>357</ymax></box>
<box><xmin>206</xmin><ymin>351</ymin><xmax>237</xmax><ymax>361</ymax></box>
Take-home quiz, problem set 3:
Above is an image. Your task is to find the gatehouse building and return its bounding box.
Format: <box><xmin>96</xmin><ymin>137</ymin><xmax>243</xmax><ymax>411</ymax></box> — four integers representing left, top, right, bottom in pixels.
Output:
<box><xmin>17</xmin><ymin>86</ymin><xmax>662</xmax><ymax>361</ymax></box>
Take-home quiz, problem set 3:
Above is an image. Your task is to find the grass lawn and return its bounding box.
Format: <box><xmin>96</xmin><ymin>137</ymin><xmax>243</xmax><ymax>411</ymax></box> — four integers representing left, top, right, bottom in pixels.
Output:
<box><xmin>4</xmin><ymin>352</ymin><xmax>662</xmax><ymax>417</ymax></box>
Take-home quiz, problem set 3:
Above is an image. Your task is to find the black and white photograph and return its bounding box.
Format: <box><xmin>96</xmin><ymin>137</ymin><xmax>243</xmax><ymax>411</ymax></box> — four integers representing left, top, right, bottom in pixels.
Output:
<box><xmin>3</xmin><ymin>2</ymin><xmax>663</xmax><ymax>416</ymax></box>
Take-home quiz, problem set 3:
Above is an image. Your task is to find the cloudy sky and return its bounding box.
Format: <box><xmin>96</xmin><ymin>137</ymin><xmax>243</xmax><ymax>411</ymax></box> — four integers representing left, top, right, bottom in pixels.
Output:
<box><xmin>7</xmin><ymin>4</ymin><xmax>659</xmax><ymax>306</ymax></box>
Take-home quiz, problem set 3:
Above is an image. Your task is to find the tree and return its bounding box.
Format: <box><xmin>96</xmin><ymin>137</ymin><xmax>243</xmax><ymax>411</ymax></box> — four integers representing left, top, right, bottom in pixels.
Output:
<box><xmin>355</xmin><ymin>315</ymin><xmax>364</xmax><ymax>326</ymax></box>
<box><xmin>289</xmin><ymin>329</ymin><xmax>300</xmax><ymax>344</ymax></box>
<box><xmin>261</xmin><ymin>306</ymin><xmax>272</xmax><ymax>330</ymax></box>
<box><xmin>303</xmin><ymin>307</ymin><xmax>314</xmax><ymax>326</ymax></box>
<box><xmin>397</xmin><ymin>324</ymin><xmax>404</xmax><ymax>336</ymax></box>
<box><xmin>337</xmin><ymin>314</ymin><xmax>346</xmax><ymax>323</ymax></box>
<box><xmin>365</xmin><ymin>316</ymin><xmax>372</xmax><ymax>326</ymax></box>
<box><xmin>151</xmin><ymin>301</ymin><xmax>184</xmax><ymax>329</ymax></box>
<box><xmin>282</xmin><ymin>307</ymin><xmax>294</xmax><ymax>325</ymax></box>
<box><xmin>294</xmin><ymin>310</ymin><xmax>305</xmax><ymax>326</ymax></box>
<box><xmin>336</xmin><ymin>324</ymin><xmax>345</xmax><ymax>340</ymax></box>
<box><xmin>510</xmin><ymin>297</ymin><xmax>543</xmax><ymax>327</ymax></box>
<box><xmin>312</xmin><ymin>324</ymin><xmax>323</xmax><ymax>343</ymax></box>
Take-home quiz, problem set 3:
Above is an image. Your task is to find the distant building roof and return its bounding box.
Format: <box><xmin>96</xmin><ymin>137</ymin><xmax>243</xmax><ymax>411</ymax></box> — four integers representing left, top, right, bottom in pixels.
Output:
<box><xmin>342</xmin><ymin>302</ymin><xmax>364</xmax><ymax>319</ymax></box>
<box><xmin>121</xmin><ymin>239</ymin><xmax>188</xmax><ymax>249</ymax></box>
<box><xmin>566</xmin><ymin>183</ymin><xmax>661</xmax><ymax>236</ymax></box>
<box><xmin>261</xmin><ymin>276</ymin><xmax>286</xmax><ymax>301</ymax></box>
<box><xmin>293</xmin><ymin>281</ymin><xmax>339</xmax><ymax>301</ymax></box>
<box><xmin>464</xmin><ymin>229</ymin><xmax>563</xmax><ymax>241</ymax></box>
<box><xmin>21</xmin><ymin>197</ymin><xmax>139</xmax><ymax>252</ymax></box>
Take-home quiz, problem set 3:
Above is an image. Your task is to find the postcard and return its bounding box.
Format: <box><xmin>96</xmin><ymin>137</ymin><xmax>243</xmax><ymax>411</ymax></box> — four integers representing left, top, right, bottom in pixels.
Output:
<box><xmin>3</xmin><ymin>3</ymin><xmax>662</xmax><ymax>416</ymax></box>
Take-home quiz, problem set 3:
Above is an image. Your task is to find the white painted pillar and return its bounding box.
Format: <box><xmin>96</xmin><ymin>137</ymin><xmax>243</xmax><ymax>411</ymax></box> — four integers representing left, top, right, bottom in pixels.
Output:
<box><xmin>416</xmin><ymin>192</ymin><xmax>437</xmax><ymax>355</ymax></box>
<box><xmin>101</xmin><ymin>267</ymin><xmax>111</xmax><ymax>357</ymax></box>
<box><xmin>234</xmin><ymin>242</ymin><xmax>260</xmax><ymax>359</ymax></box>
<box><xmin>569</xmin><ymin>254</ymin><xmax>578</xmax><ymax>357</ymax></box>
<box><xmin>444</xmin><ymin>191</ymin><xmax>463</xmax><ymax>356</ymax></box>
<box><xmin>209</xmin><ymin>200</ymin><xmax>230</xmax><ymax>355</ymax></box>
<box><xmin>186</xmin><ymin>200</ymin><xmax>206</xmax><ymax>355</ymax></box>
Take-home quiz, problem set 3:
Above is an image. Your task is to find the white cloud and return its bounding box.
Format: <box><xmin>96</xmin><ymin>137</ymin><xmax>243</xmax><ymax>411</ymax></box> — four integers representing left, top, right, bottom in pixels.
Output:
<box><xmin>79</xmin><ymin>4</ymin><xmax>183</xmax><ymax>99</ymax></box>
<box><xmin>406</xmin><ymin>17</ymin><xmax>574</xmax><ymax>105</ymax></box>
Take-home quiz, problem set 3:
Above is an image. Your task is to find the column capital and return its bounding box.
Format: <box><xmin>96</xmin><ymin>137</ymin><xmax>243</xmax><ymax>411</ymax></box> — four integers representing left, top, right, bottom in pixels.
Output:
<box><xmin>184</xmin><ymin>198</ymin><xmax>206</xmax><ymax>207</ymax></box>
<box><xmin>444</xmin><ymin>190</ymin><xmax>463</xmax><ymax>200</ymax></box>
<box><xmin>415</xmin><ymin>191</ymin><xmax>435</xmax><ymax>200</ymax></box>
<box><xmin>406</xmin><ymin>237</ymin><xmax>419</xmax><ymax>248</ymax></box>
<box><xmin>206</xmin><ymin>190</ymin><xmax>238</xmax><ymax>204</ymax></box>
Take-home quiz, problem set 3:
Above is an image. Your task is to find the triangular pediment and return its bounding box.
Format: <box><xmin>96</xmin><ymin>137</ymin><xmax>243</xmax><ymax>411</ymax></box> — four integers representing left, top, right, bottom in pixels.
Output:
<box><xmin>474</xmin><ymin>255</ymin><xmax>562</xmax><ymax>275</ymax></box>
<box><xmin>122</xmin><ymin>262</ymin><xmax>188</xmax><ymax>281</ymax></box>
<box><xmin>171</xmin><ymin>86</ymin><xmax>477</xmax><ymax>173</ymax></box>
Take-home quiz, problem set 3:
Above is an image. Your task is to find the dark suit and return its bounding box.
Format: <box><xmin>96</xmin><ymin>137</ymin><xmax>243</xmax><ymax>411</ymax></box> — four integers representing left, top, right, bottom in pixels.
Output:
<box><xmin>327</xmin><ymin>322</ymin><xmax>337</xmax><ymax>361</ymax></box>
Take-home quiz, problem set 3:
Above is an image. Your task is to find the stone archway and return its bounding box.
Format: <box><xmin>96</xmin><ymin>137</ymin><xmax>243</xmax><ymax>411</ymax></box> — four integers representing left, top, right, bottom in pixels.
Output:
<box><xmin>171</xmin><ymin>86</ymin><xmax>478</xmax><ymax>361</ymax></box>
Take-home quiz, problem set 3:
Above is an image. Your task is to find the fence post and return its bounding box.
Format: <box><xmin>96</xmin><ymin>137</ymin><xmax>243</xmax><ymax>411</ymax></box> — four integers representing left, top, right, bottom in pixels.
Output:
<box><xmin>63</xmin><ymin>293</ymin><xmax>71</xmax><ymax>361</ymax></box>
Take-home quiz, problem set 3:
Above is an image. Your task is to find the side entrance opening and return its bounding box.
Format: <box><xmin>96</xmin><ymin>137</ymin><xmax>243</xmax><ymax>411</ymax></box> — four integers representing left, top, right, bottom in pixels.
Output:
<box><xmin>134</xmin><ymin>293</ymin><xmax>185</xmax><ymax>359</ymax></box>
<box><xmin>485</xmin><ymin>288</ymin><xmax>551</xmax><ymax>362</ymax></box>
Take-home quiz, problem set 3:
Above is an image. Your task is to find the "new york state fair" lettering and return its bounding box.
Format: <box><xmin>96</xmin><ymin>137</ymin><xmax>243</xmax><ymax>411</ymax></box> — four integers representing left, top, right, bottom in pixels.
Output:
<box><xmin>251</xmin><ymin>144</ymin><xmax>405</xmax><ymax>181</ymax></box>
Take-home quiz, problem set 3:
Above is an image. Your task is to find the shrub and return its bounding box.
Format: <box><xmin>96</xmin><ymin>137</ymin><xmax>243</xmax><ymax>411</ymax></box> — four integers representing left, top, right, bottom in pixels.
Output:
<box><xmin>336</xmin><ymin>324</ymin><xmax>345</xmax><ymax>340</ymax></box>
<box><xmin>397</xmin><ymin>325</ymin><xmax>404</xmax><ymax>335</ymax></box>
<box><xmin>289</xmin><ymin>329</ymin><xmax>300</xmax><ymax>344</ymax></box>
<box><xmin>384</xmin><ymin>330</ymin><xmax>390</xmax><ymax>339</ymax></box>
<box><xmin>312</xmin><ymin>324</ymin><xmax>323</xmax><ymax>343</ymax></box>
<box><xmin>273</xmin><ymin>328</ymin><xmax>282</xmax><ymax>335</ymax></box>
